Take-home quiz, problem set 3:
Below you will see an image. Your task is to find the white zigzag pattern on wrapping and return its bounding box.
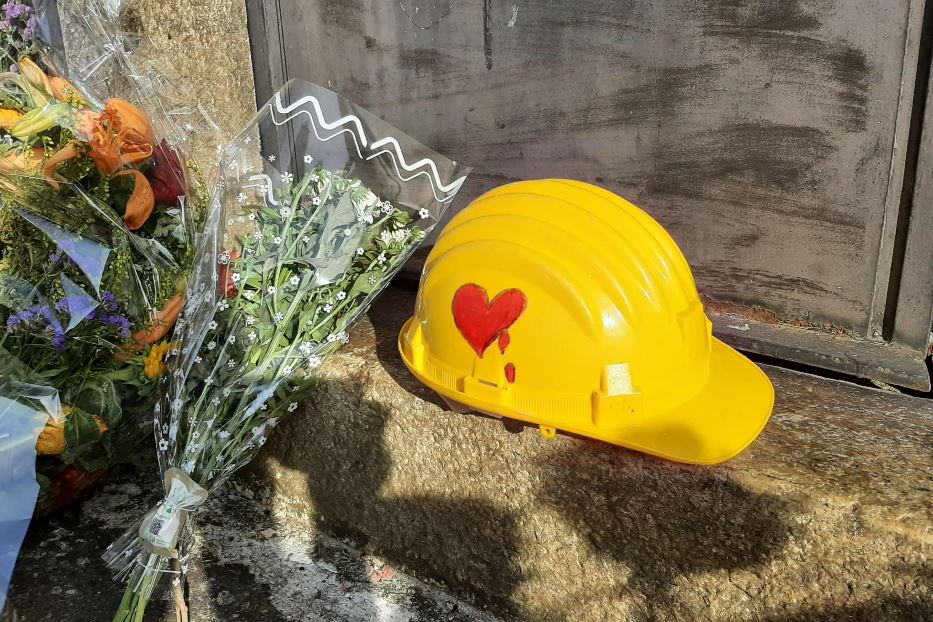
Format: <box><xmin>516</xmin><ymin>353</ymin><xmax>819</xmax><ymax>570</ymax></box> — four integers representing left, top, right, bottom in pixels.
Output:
<box><xmin>269</xmin><ymin>92</ymin><xmax>466</xmax><ymax>203</ymax></box>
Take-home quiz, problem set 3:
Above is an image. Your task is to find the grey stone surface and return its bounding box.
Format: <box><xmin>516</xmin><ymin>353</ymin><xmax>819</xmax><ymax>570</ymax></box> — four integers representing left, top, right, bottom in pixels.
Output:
<box><xmin>4</xmin><ymin>457</ymin><xmax>500</xmax><ymax>621</ymax></box>
<box><xmin>248</xmin><ymin>286</ymin><xmax>933</xmax><ymax>622</ymax></box>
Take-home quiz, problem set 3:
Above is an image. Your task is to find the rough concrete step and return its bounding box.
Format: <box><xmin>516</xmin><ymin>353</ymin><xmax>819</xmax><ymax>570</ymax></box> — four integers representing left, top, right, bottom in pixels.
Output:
<box><xmin>249</xmin><ymin>286</ymin><xmax>933</xmax><ymax>622</ymax></box>
<box><xmin>6</xmin><ymin>458</ymin><xmax>500</xmax><ymax>622</ymax></box>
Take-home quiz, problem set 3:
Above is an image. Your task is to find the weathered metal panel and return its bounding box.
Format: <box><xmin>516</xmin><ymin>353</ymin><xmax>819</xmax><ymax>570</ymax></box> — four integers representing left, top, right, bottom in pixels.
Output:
<box><xmin>249</xmin><ymin>0</ymin><xmax>932</xmax><ymax>387</ymax></box>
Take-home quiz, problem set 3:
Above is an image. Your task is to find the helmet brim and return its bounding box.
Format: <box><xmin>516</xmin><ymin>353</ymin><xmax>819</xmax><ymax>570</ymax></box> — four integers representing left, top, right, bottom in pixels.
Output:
<box><xmin>613</xmin><ymin>338</ymin><xmax>774</xmax><ymax>465</ymax></box>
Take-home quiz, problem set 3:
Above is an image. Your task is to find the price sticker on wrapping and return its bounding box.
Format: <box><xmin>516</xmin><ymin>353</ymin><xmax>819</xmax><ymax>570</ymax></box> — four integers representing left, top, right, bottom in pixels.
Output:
<box><xmin>139</xmin><ymin>468</ymin><xmax>209</xmax><ymax>558</ymax></box>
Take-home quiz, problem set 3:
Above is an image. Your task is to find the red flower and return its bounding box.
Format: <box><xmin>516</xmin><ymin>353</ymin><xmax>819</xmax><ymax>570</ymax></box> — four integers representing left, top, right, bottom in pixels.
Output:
<box><xmin>218</xmin><ymin>250</ymin><xmax>239</xmax><ymax>298</ymax></box>
<box><xmin>147</xmin><ymin>139</ymin><xmax>186</xmax><ymax>206</ymax></box>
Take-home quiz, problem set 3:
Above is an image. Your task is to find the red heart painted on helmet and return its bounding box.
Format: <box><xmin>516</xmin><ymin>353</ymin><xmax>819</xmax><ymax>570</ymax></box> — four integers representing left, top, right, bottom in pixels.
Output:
<box><xmin>452</xmin><ymin>284</ymin><xmax>527</xmax><ymax>357</ymax></box>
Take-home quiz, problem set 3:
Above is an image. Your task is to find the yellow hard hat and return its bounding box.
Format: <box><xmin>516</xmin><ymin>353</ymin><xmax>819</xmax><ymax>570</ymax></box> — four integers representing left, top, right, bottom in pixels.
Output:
<box><xmin>399</xmin><ymin>179</ymin><xmax>774</xmax><ymax>464</ymax></box>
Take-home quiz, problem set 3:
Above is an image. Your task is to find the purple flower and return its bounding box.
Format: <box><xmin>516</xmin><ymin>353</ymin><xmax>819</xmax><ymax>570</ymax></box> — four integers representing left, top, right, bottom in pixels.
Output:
<box><xmin>0</xmin><ymin>19</ymin><xmax>10</xmax><ymax>30</ymax></box>
<box><xmin>6</xmin><ymin>304</ymin><xmax>67</xmax><ymax>351</ymax></box>
<box><xmin>2</xmin><ymin>2</ymin><xmax>30</xmax><ymax>20</ymax></box>
<box><xmin>21</xmin><ymin>26</ymin><xmax>31</xmax><ymax>38</ymax></box>
<box><xmin>99</xmin><ymin>291</ymin><xmax>118</xmax><ymax>312</ymax></box>
<box><xmin>8</xmin><ymin>64</ymin><xmax>17</xmax><ymax>73</ymax></box>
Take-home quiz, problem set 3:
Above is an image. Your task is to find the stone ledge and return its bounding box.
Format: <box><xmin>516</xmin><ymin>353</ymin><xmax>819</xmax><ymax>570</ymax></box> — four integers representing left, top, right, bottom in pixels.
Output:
<box><xmin>250</xmin><ymin>286</ymin><xmax>933</xmax><ymax>622</ymax></box>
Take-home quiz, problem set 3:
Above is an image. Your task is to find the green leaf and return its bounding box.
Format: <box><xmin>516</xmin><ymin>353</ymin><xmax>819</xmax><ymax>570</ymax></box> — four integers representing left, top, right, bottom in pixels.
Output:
<box><xmin>64</xmin><ymin>408</ymin><xmax>103</xmax><ymax>449</ymax></box>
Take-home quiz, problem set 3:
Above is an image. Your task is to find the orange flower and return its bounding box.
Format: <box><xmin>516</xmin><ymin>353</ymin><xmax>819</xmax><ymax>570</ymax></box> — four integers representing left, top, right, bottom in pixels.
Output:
<box><xmin>87</xmin><ymin>99</ymin><xmax>156</xmax><ymax>175</ymax></box>
<box><xmin>49</xmin><ymin>76</ymin><xmax>87</xmax><ymax>104</ymax></box>
<box><xmin>116</xmin><ymin>293</ymin><xmax>185</xmax><ymax>361</ymax></box>
<box><xmin>43</xmin><ymin>99</ymin><xmax>158</xmax><ymax>229</ymax></box>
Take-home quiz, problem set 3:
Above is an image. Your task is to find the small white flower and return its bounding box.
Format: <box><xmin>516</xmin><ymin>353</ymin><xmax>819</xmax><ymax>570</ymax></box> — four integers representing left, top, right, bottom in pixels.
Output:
<box><xmin>192</xmin><ymin>431</ymin><xmax>201</xmax><ymax>441</ymax></box>
<box><xmin>289</xmin><ymin>275</ymin><xmax>300</xmax><ymax>287</ymax></box>
<box><xmin>227</xmin><ymin>218</ymin><xmax>234</xmax><ymax>226</ymax></box>
<box><xmin>243</xmin><ymin>290</ymin><xmax>256</xmax><ymax>300</ymax></box>
<box><xmin>172</xmin><ymin>369</ymin><xmax>183</xmax><ymax>378</ymax></box>
<box><xmin>260</xmin><ymin>403</ymin><xmax>268</xmax><ymax>411</ymax></box>
<box><xmin>170</xmin><ymin>348</ymin><xmax>179</xmax><ymax>357</ymax></box>
<box><xmin>252</xmin><ymin>231</ymin><xmax>262</xmax><ymax>240</ymax></box>
<box><xmin>274</xmin><ymin>312</ymin><xmax>285</xmax><ymax>322</ymax></box>
<box><xmin>356</xmin><ymin>248</ymin><xmax>365</xmax><ymax>256</ymax></box>
<box><xmin>210</xmin><ymin>396</ymin><xmax>220</xmax><ymax>406</ymax></box>
<box><xmin>182</xmin><ymin>460</ymin><xmax>195</xmax><ymax>474</ymax></box>
<box><xmin>288</xmin><ymin>402</ymin><xmax>298</xmax><ymax>413</ymax></box>
<box><xmin>209</xmin><ymin>320</ymin><xmax>218</xmax><ymax>330</ymax></box>
<box><xmin>231</xmin><ymin>273</ymin><xmax>241</xmax><ymax>283</ymax></box>
<box><xmin>327</xmin><ymin>333</ymin><xmax>338</xmax><ymax>343</ymax></box>
<box><xmin>171</xmin><ymin>398</ymin><xmax>183</xmax><ymax>412</ymax></box>
<box><xmin>336</xmin><ymin>291</ymin><xmax>347</xmax><ymax>301</ymax></box>
<box><xmin>194</xmin><ymin>356</ymin><xmax>202</xmax><ymax>364</ymax></box>
<box><xmin>338</xmin><ymin>331</ymin><xmax>350</xmax><ymax>344</ymax></box>
<box><xmin>302</xmin><ymin>235</ymin><xmax>311</xmax><ymax>244</ymax></box>
<box><xmin>273</xmin><ymin>236</ymin><xmax>282</xmax><ymax>245</ymax></box>
<box><xmin>189</xmin><ymin>442</ymin><xmax>202</xmax><ymax>452</ymax></box>
<box><xmin>218</xmin><ymin>430</ymin><xmax>231</xmax><ymax>440</ymax></box>
<box><xmin>158</xmin><ymin>439</ymin><xmax>169</xmax><ymax>451</ymax></box>
<box><xmin>303</xmin><ymin>154</ymin><xmax>313</xmax><ymax>164</ymax></box>
<box><xmin>245</xmin><ymin>316</ymin><xmax>256</xmax><ymax>326</ymax></box>
<box><xmin>323</xmin><ymin>304</ymin><xmax>333</xmax><ymax>313</ymax></box>
<box><xmin>419</xmin><ymin>208</ymin><xmax>430</xmax><ymax>219</ymax></box>
<box><xmin>258</xmin><ymin>437</ymin><xmax>267</xmax><ymax>447</ymax></box>
<box><xmin>377</xmin><ymin>252</ymin><xmax>387</xmax><ymax>264</ymax></box>
<box><xmin>299</xmin><ymin>341</ymin><xmax>313</xmax><ymax>355</ymax></box>
<box><xmin>248</xmin><ymin>331</ymin><xmax>257</xmax><ymax>342</ymax></box>
<box><xmin>279</xmin><ymin>206</ymin><xmax>292</xmax><ymax>218</ymax></box>
<box><xmin>244</xmin><ymin>136</ymin><xmax>252</xmax><ymax>144</ymax></box>
<box><xmin>267</xmin><ymin>286</ymin><xmax>277</xmax><ymax>295</ymax></box>
<box><xmin>227</xmin><ymin>334</ymin><xmax>236</xmax><ymax>344</ymax></box>
<box><xmin>267</xmin><ymin>154</ymin><xmax>276</xmax><ymax>162</ymax></box>
<box><xmin>222</xmin><ymin>387</ymin><xmax>231</xmax><ymax>397</ymax></box>
<box><xmin>281</xmin><ymin>172</ymin><xmax>294</xmax><ymax>184</ymax></box>
<box><xmin>311</xmin><ymin>197</ymin><xmax>322</xmax><ymax>206</ymax></box>
<box><xmin>207</xmin><ymin>341</ymin><xmax>217</xmax><ymax>351</ymax></box>
<box><xmin>381</xmin><ymin>201</ymin><xmax>394</xmax><ymax>214</ymax></box>
<box><xmin>204</xmin><ymin>377</ymin><xmax>213</xmax><ymax>386</ymax></box>
<box><xmin>343</xmin><ymin>228</ymin><xmax>354</xmax><ymax>237</ymax></box>
<box><xmin>308</xmin><ymin>355</ymin><xmax>323</xmax><ymax>368</ymax></box>
<box><xmin>217</xmin><ymin>299</ymin><xmax>229</xmax><ymax>311</ymax></box>
<box><xmin>248</xmin><ymin>213</ymin><xmax>256</xmax><ymax>221</ymax></box>
<box><xmin>218</xmin><ymin>252</ymin><xmax>230</xmax><ymax>265</ymax></box>
<box><xmin>368</xmin><ymin>274</ymin><xmax>377</xmax><ymax>285</ymax></box>
<box><xmin>227</xmin><ymin>359</ymin><xmax>236</xmax><ymax>368</ymax></box>
<box><xmin>283</xmin><ymin>365</ymin><xmax>293</xmax><ymax>375</ymax></box>
<box><xmin>237</xmin><ymin>193</ymin><xmax>247</xmax><ymax>204</ymax></box>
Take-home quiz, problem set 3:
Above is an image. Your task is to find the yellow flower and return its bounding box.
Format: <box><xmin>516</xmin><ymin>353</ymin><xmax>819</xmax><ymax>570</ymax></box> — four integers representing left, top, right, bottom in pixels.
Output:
<box><xmin>0</xmin><ymin>108</ymin><xmax>23</xmax><ymax>129</ymax></box>
<box><xmin>144</xmin><ymin>340</ymin><xmax>174</xmax><ymax>379</ymax></box>
<box><xmin>35</xmin><ymin>405</ymin><xmax>108</xmax><ymax>456</ymax></box>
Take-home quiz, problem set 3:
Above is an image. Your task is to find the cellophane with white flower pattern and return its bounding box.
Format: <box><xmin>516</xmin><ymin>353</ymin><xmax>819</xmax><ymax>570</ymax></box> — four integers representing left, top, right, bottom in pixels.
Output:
<box><xmin>102</xmin><ymin>79</ymin><xmax>470</xmax><ymax>621</ymax></box>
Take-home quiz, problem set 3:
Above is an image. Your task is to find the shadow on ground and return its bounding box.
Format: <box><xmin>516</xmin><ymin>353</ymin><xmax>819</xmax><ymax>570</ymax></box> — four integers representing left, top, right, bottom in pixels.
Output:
<box><xmin>260</xmin><ymin>371</ymin><xmax>525</xmax><ymax>619</ymax></box>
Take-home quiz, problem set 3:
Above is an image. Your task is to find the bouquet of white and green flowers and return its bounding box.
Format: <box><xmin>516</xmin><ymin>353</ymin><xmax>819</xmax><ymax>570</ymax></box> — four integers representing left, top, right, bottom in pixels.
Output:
<box><xmin>103</xmin><ymin>79</ymin><xmax>469</xmax><ymax>621</ymax></box>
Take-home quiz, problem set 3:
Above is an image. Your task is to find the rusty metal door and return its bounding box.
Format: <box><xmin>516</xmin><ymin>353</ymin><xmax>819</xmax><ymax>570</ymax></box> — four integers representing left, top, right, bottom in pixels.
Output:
<box><xmin>248</xmin><ymin>0</ymin><xmax>933</xmax><ymax>390</ymax></box>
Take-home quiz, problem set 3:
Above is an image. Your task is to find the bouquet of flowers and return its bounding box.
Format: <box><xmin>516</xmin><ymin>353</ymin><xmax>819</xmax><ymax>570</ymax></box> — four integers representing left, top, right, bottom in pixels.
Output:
<box><xmin>104</xmin><ymin>79</ymin><xmax>469</xmax><ymax>621</ymax></box>
<box><xmin>0</xmin><ymin>0</ymin><xmax>203</xmax><ymax>512</ymax></box>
